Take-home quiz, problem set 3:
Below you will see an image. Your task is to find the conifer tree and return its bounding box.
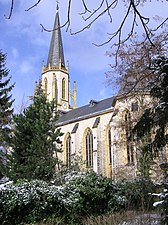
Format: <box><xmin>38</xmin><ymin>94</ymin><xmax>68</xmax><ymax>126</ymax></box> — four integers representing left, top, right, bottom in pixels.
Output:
<box><xmin>0</xmin><ymin>50</ymin><xmax>14</xmax><ymax>178</ymax></box>
<box><xmin>5</xmin><ymin>94</ymin><xmax>63</xmax><ymax>181</ymax></box>
<box><xmin>133</xmin><ymin>56</ymin><xmax>168</xmax><ymax>151</ymax></box>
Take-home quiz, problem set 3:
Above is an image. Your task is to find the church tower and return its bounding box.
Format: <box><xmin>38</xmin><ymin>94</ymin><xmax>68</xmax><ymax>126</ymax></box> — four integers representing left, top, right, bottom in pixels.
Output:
<box><xmin>42</xmin><ymin>4</ymin><xmax>70</xmax><ymax>111</ymax></box>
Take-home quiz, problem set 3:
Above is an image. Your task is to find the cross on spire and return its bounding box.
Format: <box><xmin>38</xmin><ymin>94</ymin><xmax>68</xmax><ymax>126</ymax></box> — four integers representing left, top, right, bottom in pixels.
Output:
<box><xmin>56</xmin><ymin>0</ymin><xmax>59</xmax><ymax>10</ymax></box>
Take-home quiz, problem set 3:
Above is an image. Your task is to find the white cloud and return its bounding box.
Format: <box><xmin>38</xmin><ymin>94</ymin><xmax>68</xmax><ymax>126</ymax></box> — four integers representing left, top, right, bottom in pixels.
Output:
<box><xmin>20</xmin><ymin>61</ymin><xmax>34</xmax><ymax>74</ymax></box>
<box><xmin>11</xmin><ymin>48</ymin><xmax>19</xmax><ymax>59</ymax></box>
<box><xmin>99</xmin><ymin>88</ymin><xmax>107</xmax><ymax>100</ymax></box>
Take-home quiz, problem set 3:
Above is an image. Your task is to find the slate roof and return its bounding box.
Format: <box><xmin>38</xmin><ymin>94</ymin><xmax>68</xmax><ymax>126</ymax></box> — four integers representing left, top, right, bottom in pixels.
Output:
<box><xmin>47</xmin><ymin>6</ymin><xmax>65</xmax><ymax>68</ymax></box>
<box><xmin>56</xmin><ymin>96</ymin><xmax>115</xmax><ymax>126</ymax></box>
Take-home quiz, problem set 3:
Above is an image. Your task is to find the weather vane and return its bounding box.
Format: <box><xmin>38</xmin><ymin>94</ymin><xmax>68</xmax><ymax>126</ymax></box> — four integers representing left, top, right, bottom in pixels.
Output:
<box><xmin>56</xmin><ymin>0</ymin><xmax>59</xmax><ymax>10</ymax></box>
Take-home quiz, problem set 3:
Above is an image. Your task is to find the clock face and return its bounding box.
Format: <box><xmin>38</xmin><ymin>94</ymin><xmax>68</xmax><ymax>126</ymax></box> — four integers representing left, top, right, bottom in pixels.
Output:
<box><xmin>62</xmin><ymin>102</ymin><xmax>67</xmax><ymax>109</ymax></box>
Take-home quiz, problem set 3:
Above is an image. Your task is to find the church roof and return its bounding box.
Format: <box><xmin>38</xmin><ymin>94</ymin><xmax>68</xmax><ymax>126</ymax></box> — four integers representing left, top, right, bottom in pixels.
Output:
<box><xmin>47</xmin><ymin>6</ymin><xmax>65</xmax><ymax>68</ymax></box>
<box><xmin>56</xmin><ymin>96</ymin><xmax>115</xmax><ymax>126</ymax></box>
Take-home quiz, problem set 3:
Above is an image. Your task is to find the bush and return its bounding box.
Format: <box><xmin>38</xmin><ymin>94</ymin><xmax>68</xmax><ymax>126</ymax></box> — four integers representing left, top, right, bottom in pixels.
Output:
<box><xmin>0</xmin><ymin>180</ymin><xmax>64</xmax><ymax>225</ymax></box>
<box><xmin>0</xmin><ymin>173</ymin><xmax>157</xmax><ymax>225</ymax></box>
<box><xmin>0</xmin><ymin>173</ymin><xmax>124</xmax><ymax>224</ymax></box>
<box><xmin>115</xmin><ymin>179</ymin><xmax>156</xmax><ymax>211</ymax></box>
<box><xmin>52</xmin><ymin>171</ymin><xmax>126</xmax><ymax>224</ymax></box>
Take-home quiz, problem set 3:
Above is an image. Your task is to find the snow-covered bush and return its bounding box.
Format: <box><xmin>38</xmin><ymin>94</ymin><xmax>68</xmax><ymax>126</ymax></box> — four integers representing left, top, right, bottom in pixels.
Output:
<box><xmin>153</xmin><ymin>163</ymin><xmax>168</xmax><ymax>224</ymax></box>
<box><xmin>0</xmin><ymin>172</ymin><xmax>125</xmax><ymax>224</ymax></box>
<box><xmin>0</xmin><ymin>173</ymin><xmax>157</xmax><ymax>225</ymax></box>
<box><xmin>0</xmin><ymin>179</ymin><xmax>63</xmax><ymax>224</ymax></box>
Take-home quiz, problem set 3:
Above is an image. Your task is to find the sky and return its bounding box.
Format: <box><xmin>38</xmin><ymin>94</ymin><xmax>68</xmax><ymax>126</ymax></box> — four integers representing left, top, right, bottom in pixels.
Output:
<box><xmin>0</xmin><ymin>0</ymin><xmax>167</xmax><ymax>113</ymax></box>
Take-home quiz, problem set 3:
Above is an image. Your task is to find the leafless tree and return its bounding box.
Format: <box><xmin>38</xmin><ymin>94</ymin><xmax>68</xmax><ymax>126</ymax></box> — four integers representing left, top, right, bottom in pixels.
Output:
<box><xmin>105</xmin><ymin>30</ymin><xmax>168</xmax><ymax>94</ymax></box>
<box><xmin>4</xmin><ymin>0</ymin><xmax>168</xmax><ymax>50</ymax></box>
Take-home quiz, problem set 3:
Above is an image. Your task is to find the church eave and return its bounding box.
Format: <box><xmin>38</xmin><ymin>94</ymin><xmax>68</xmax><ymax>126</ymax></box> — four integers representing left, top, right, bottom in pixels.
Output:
<box><xmin>56</xmin><ymin>108</ymin><xmax>114</xmax><ymax>127</ymax></box>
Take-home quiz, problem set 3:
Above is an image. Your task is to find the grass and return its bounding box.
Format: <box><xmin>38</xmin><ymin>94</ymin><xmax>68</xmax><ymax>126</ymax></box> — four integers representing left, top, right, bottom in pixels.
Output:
<box><xmin>32</xmin><ymin>210</ymin><xmax>161</xmax><ymax>225</ymax></box>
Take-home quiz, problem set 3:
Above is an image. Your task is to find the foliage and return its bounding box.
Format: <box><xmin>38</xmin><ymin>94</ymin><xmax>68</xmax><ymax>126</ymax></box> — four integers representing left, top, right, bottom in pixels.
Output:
<box><xmin>52</xmin><ymin>154</ymin><xmax>84</xmax><ymax>186</ymax></box>
<box><xmin>160</xmin><ymin>183</ymin><xmax>168</xmax><ymax>225</ymax></box>
<box><xmin>0</xmin><ymin>172</ymin><xmax>157</xmax><ymax>225</ymax></box>
<box><xmin>153</xmin><ymin>163</ymin><xmax>168</xmax><ymax>225</ymax></box>
<box><xmin>2</xmin><ymin>94</ymin><xmax>63</xmax><ymax>182</ymax></box>
<box><xmin>60</xmin><ymin>172</ymin><xmax>120</xmax><ymax>223</ymax></box>
<box><xmin>133</xmin><ymin>56</ymin><xmax>168</xmax><ymax>224</ymax></box>
<box><xmin>115</xmin><ymin>179</ymin><xmax>156</xmax><ymax>212</ymax></box>
<box><xmin>0</xmin><ymin>50</ymin><xmax>14</xmax><ymax>178</ymax></box>
<box><xmin>0</xmin><ymin>173</ymin><xmax>116</xmax><ymax>225</ymax></box>
<box><xmin>137</xmin><ymin>135</ymin><xmax>153</xmax><ymax>180</ymax></box>
<box><xmin>0</xmin><ymin>179</ymin><xmax>63</xmax><ymax>225</ymax></box>
<box><xmin>133</xmin><ymin>56</ymin><xmax>168</xmax><ymax>151</ymax></box>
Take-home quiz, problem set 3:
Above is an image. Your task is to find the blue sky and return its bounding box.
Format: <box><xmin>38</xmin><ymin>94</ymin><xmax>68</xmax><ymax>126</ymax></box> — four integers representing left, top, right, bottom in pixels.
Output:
<box><xmin>0</xmin><ymin>0</ymin><xmax>167</xmax><ymax>112</ymax></box>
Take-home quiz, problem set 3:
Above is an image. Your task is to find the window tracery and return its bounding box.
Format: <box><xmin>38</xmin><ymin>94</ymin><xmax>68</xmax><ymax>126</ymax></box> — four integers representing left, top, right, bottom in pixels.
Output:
<box><xmin>85</xmin><ymin>128</ymin><xmax>93</xmax><ymax>167</ymax></box>
<box><xmin>65</xmin><ymin>133</ymin><xmax>71</xmax><ymax>167</ymax></box>
<box><xmin>125</xmin><ymin>111</ymin><xmax>134</xmax><ymax>164</ymax></box>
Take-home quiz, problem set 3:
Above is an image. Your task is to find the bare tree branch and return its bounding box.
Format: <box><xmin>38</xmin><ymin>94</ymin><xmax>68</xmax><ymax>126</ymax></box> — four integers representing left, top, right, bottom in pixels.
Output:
<box><xmin>106</xmin><ymin>30</ymin><xmax>168</xmax><ymax>95</ymax></box>
<box><xmin>4</xmin><ymin>0</ymin><xmax>14</xmax><ymax>19</ymax></box>
<box><xmin>3</xmin><ymin>0</ymin><xmax>168</xmax><ymax>53</ymax></box>
<box><xmin>79</xmin><ymin>0</ymin><xmax>92</xmax><ymax>15</ymax></box>
<box><xmin>25</xmin><ymin>0</ymin><xmax>43</xmax><ymax>11</ymax></box>
<box><xmin>70</xmin><ymin>1</ymin><xmax>117</xmax><ymax>35</ymax></box>
<box><xmin>81</xmin><ymin>0</ymin><xmax>105</xmax><ymax>21</ymax></box>
<box><xmin>152</xmin><ymin>17</ymin><xmax>168</xmax><ymax>31</ymax></box>
<box><xmin>40</xmin><ymin>0</ymin><xmax>72</xmax><ymax>32</ymax></box>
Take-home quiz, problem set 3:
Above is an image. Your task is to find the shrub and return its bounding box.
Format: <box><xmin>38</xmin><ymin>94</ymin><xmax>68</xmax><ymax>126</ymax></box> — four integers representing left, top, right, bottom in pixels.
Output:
<box><xmin>59</xmin><ymin>172</ymin><xmax>125</xmax><ymax>224</ymax></box>
<box><xmin>0</xmin><ymin>173</ymin><xmax>157</xmax><ymax>225</ymax></box>
<box><xmin>0</xmin><ymin>173</ymin><xmax>124</xmax><ymax>225</ymax></box>
<box><xmin>0</xmin><ymin>180</ymin><xmax>63</xmax><ymax>225</ymax></box>
<box><xmin>115</xmin><ymin>179</ymin><xmax>156</xmax><ymax>211</ymax></box>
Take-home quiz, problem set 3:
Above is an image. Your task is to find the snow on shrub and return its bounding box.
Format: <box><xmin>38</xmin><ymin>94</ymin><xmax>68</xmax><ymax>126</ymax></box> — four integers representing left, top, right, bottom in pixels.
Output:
<box><xmin>0</xmin><ymin>179</ymin><xmax>63</xmax><ymax>224</ymax></box>
<box><xmin>0</xmin><ymin>172</ymin><xmax>155</xmax><ymax>225</ymax></box>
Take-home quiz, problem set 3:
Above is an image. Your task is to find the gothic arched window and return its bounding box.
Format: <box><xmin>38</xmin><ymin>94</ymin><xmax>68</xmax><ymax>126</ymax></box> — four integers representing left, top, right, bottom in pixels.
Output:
<box><xmin>62</xmin><ymin>78</ymin><xmax>66</xmax><ymax>99</ymax></box>
<box><xmin>44</xmin><ymin>77</ymin><xmax>48</xmax><ymax>94</ymax></box>
<box><xmin>125</xmin><ymin>111</ymin><xmax>134</xmax><ymax>164</ymax></box>
<box><xmin>85</xmin><ymin>129</ymin><xmax>93</xmax><ymax>167</ymax></box>
<box><xmin>108</xmin><ymin>128</ymin><xmax>112</xmax><ymax>164</ymax></box>
<box><xmin>65</xmin><ymin>133</ymin><xmax>71</xmax><ymax>167</ymax></box>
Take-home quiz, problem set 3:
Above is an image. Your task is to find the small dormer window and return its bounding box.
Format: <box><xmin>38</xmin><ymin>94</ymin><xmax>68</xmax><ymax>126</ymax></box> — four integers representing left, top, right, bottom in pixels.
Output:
<box><xmin>89</xmin><ymin>99</ymin><xmax>98</xmax><ymax>107</ymax></box>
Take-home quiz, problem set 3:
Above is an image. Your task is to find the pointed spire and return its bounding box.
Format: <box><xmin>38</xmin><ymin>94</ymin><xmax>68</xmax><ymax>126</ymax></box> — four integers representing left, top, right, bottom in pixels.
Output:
<box><xmin>47</xmin><ymin>3</ymin><xmax>65</xmax><ymax>68</ymax></box>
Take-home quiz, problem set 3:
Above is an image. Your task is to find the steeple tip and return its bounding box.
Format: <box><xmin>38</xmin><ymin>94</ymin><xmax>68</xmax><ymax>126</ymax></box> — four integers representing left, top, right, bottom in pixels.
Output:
<box><xmin>56</xmin><ymin>0</ymin><xmax>59</xmax><ymax>11</ymax></box>
<box><xmin>47</xmin><ymin>0</ymin><xmax>65</xmax><ymax>69</ymax></box>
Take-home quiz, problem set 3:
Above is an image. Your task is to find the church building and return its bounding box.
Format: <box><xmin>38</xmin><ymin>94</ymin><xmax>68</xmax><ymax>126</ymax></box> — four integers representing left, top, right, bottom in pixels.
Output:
<box><xmin>41</xmin><ymin>6</ymin><xmax>167</xmax><ymax>181</ymax></box>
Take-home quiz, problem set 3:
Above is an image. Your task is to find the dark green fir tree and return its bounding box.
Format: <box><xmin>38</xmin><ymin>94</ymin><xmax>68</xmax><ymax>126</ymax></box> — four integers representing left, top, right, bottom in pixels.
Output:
<box><xmin>133</xmin><ymin>56</ymin><xmax>168</xmax><ymax>224</ymax></box>
<box><xmin>5</xmin><ymin>94</ymin><xmax>63</xmax><ymax>182</ymax></box>
<box><xmin>134</xmin><ymin>56</ymin><xmax>168</xmax><ymax>152</ymax></box>
<box><xmin>0</xmin><ymin>50</ymin><xmax>14</xmax><ymax>179</ymax></box>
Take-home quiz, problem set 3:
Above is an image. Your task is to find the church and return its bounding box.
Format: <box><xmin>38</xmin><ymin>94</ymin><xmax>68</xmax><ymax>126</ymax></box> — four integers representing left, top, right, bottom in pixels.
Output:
<box><xmin>40</xmin><ymin>6</ymin><xmax>167</xmax><ymax>181</ymax></box>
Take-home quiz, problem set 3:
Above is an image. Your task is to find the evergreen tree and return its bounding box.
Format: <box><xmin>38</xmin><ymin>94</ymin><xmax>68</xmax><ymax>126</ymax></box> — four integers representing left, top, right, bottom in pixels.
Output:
<box><xmin>4</xmin><ymin>94</ymin><xmax>63</xmax><ymax>182</ymax></box>
<box><xmin>0</xmin><ymin>50</ymin><xmax>14</xmax><ymax>178</ymax></box>
<box><xmin>133</xmin><ymin>56</ymin><xmax>168</xmax><ymax>152</ymax></box>
<box><xmin>133</xmin><ymin>56</ymin><xmax>168</xmax><ymax>223</ymax></box>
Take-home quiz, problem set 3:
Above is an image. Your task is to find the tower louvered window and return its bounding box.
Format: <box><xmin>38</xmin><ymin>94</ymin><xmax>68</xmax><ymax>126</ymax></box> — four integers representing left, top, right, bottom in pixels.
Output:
<box><xmin>125</xmin><ymin>111</ymin><xmax>134</xmax><ymax>164</ymax></box>
<box><xmin>66</xmin><ymin>133</ymin><xmax>71</xmax><ymax>167</ymax></box>
<box><xmin>62</xmin><ymin>78</ymin><xmax>66</xmax><ymax>99</ymax></box>
<box><xmin>85</xmin><ymin>129</ymin><xmax>93</xmax><ymax>167</ymax></box>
